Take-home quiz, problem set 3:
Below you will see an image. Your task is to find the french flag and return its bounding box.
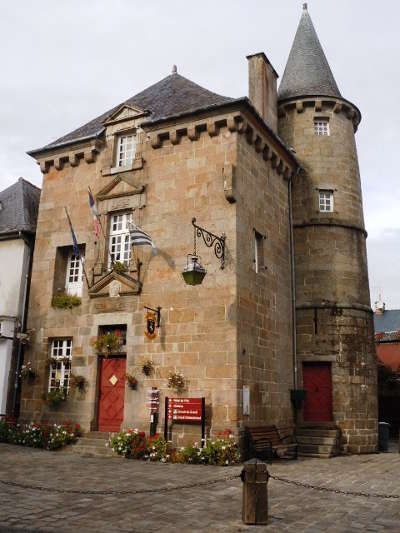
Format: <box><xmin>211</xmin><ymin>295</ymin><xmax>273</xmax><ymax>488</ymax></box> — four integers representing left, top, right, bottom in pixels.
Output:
<box><xmin>88</xmin><ymin>187</ymin><xmax>100</xmax><ymax>238</ymax></box>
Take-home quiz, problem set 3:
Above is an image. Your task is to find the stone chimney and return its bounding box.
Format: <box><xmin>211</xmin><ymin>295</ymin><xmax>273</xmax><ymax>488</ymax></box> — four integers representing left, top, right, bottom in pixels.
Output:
<box><xmin>246</xmin><ymin>52</ymin><xmax>278</xmax><ymax>133</ymax></box>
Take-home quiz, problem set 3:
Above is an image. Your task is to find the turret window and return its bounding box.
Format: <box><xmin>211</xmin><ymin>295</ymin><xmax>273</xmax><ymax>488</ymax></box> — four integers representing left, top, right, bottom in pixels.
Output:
<box><xmin>319</xmin><ymin>190</ymin><xmax>334</xmax><ymax>212</ymax></box>
<box><xmin>314</xmin><ymin>119</ymin><xmax>330</xmax><ymax>136</ymax></box>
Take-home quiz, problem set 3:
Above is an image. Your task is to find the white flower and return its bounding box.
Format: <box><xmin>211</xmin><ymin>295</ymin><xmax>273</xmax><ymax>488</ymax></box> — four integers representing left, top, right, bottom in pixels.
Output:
<box><xmin>225</xmin><ymin>460</ymin><xmax>229</xmax><ymax>465</ymax></box>
<box><xmin>161</xmin><ymin>458</ymin><xmax>166</xmax><ymax>463</ymax></box>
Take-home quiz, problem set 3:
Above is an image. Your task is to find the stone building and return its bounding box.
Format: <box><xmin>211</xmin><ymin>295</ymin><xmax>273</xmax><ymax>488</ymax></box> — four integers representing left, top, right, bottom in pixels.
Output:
<box><xmin>20</xmin><ymin>5</ymin><xmax>377</xmax><ymax>453</ymax></box>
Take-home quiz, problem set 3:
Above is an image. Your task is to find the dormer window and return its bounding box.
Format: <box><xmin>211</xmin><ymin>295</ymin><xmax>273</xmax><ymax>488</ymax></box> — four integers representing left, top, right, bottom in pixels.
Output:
<box><xmin>117</xmin><ymin>134</ymin><xmax>136</xmax><ymax>167</ymax></box>
<box><xmin>314</xmin><ymin>118</ymin><xmax>330</xmax><ymax>136</ymax></box>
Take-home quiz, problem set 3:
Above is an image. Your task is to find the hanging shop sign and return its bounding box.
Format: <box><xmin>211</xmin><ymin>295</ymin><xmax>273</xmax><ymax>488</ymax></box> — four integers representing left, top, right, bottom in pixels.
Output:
<box><xmin>144</xmin><ymin>311</ymin><xmax>157</xmax><ymax>339</ymax></box>
<box><xmin>144</xmin><ymin>306</ymin><xmax>161</xmax><ymax>340</ymax></box>
<box><xmin>164</xmin><ymin>397</ymin><xmax>206</xmax><ymax>446</ymax></box>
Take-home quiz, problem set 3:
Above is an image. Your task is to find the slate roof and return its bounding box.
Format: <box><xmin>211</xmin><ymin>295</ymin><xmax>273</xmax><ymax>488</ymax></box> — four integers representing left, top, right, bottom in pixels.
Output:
<box><xmin>374</xmin><ymin>310</ymin><xmax>400</xmax><ymax>334</ymax></box>
<box><xmin>278</xmin><ymin>5</ymin><xmax>341</xmax><ymax>102</ymax></box>
<box><xmin>0</xmin><ymin>178</ymin><xmax>41</xmax><ymax>236</ymax></box>
<box><xmin>33</xmin><ymin>73</ymin><xmax>234</xmax><ymax>153</ymax></box>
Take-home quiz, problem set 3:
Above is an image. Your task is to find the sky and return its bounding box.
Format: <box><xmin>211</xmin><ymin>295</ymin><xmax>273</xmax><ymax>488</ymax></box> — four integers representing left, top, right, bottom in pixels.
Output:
<box><xmin>0</xmin><ymin>0</ymin><xmax>398</xmax><ymax>307</ymax></box>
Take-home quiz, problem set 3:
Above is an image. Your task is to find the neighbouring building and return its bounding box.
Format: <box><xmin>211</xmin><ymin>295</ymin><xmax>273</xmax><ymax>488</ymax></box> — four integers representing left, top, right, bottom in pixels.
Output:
<box><xmin>20</xmin><ymin>5</ymin><xmax>377</xmax><ymax>453</ymax></box>
<box><xmin>0</xmin><ymin>178</ymin><xmax>40</xmax><ymax>417</ymax></box>
<box><xmin>374</xmin><ymin>300</ymin><xmax>400</xmax><ymax>436</ymax></box>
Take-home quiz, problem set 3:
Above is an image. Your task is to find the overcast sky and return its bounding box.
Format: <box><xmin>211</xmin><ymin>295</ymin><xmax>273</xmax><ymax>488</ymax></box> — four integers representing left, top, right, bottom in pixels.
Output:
<box><xmin>0</xmin><ymin>1</ymin><xmax>398</xmax><ymax>307</ymax></box>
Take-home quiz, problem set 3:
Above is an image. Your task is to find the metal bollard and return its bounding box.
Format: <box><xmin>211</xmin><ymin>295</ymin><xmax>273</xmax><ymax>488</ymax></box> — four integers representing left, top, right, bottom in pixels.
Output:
<box><xmin>241</xmin><ymin>458</ymin><xmax>269</xmax><ymax>525</ymax></box>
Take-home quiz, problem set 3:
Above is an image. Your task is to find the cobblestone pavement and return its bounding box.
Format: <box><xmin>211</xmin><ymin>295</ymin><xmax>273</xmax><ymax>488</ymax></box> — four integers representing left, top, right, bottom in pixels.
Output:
<box><xmin>0</xmin><ymin>443</ymin><xmax>400</xmax><ymax>533</ymax></box>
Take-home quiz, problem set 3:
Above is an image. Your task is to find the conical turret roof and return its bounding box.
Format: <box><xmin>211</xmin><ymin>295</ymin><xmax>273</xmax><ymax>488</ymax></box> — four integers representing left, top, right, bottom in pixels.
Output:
<box><xmin>278</xmin><ymin>4</ymin><xmax>341</xmax><ymax>101</ymax></box>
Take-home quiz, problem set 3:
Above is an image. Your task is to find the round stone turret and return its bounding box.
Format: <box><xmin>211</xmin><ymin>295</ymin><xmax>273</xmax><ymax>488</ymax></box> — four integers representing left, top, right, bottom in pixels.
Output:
<box><xmin>278</xmin><ymin>7</ymin><xmax>377</xmax><ymax>454</ymax></box>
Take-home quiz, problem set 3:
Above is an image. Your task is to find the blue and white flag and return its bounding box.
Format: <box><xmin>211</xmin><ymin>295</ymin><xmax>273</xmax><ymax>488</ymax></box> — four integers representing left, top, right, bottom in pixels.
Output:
<box><xmin>64</xmin><ymin>208</ymin><xmax>81</xmax><ymax>259</ymax></box>
<box><xmin>128</xmin><ymin>221</ymin><xmax>157</xmax><ymax>255</ymax></box>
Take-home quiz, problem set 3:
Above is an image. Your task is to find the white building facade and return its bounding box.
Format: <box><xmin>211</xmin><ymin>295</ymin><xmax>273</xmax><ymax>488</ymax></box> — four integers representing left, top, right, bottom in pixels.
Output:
<box><xmin>0</xmin><ymin>178</ymin><xmax>40</xmax><ymax>416</ymax></box>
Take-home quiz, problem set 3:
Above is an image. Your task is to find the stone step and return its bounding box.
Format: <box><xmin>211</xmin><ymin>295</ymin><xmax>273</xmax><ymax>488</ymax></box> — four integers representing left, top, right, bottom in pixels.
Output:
<box><xmin>85</xmin><ymin>431</ymin><xmax>111</xmax><ymax>440</ymax></box>
<box><xmin>73</xmin><ymin>437</ymin><xmax>111</xmax><ymax>447</ymax></box>
<box><xmin>298</xmin><ymin>443</ymin><xmax>338</xmax><ymax>455</ymax></box>
<box><xmin>296</xmin><ymin>435</ymin><xmax>337</xmax><ymax>445</ymax></box>
<box><xmin>296</xmin><ymin>429</ymin><xmax>339</xmax><ymax>438</ymax></box>
<box><xmin>66</xmin><ymin>445</ymin><xmax>118</xmax><ymax>458</ymax></box>
<box><xmin>298</xmin><ymin>452</ymin><xmax>334</xmax><ymax>458</ymax></box>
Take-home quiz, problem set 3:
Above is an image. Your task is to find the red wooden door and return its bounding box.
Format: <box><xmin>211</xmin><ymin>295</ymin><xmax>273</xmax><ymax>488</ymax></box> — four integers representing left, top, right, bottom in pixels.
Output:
<box><xmin>303</xmin><ymin>363</ymin><xmax>333</xmax><ymax>422</ymax></box>
<box><xmin>98</xmin><ymin>358</ymin><xmax>126</xmax><ymax>432</ymax></box>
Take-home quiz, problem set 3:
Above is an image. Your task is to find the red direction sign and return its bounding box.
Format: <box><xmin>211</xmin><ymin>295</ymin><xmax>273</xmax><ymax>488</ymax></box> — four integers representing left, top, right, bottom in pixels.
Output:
<box><xmin>167</xmin><ymin>397</ymin><xmax>203</xmax><ymax>422</ymax></box>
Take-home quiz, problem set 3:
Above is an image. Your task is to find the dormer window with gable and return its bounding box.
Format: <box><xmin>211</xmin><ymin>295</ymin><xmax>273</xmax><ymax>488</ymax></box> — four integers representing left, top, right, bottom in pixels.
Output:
<box><xmin>116</xmin><ymin>134</ymin><xmax>136</xmax><ymax>168</ymax></box>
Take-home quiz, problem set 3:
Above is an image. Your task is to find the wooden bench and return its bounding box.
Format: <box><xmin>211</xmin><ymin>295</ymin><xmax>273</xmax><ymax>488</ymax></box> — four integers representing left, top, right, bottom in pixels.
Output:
<box><xmin>244</xmin><ymin>425</ymin><xmax>298</xmax><ymax>460</ymax></box>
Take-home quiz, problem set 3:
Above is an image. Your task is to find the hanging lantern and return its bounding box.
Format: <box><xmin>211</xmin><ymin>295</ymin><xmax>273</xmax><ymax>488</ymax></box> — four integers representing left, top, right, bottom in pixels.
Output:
<box><xmin>182</xmin><ymin>254</ymin><xmax>207</xmax><ymax>286</ymax></box>
<box><xmin>182</xmin><ymin>218</ymin><xmax>225</xmax><ymax>286</ymax></box>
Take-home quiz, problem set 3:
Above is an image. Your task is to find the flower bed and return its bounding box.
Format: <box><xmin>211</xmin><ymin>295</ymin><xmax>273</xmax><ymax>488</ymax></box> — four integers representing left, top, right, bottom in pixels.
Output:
<box><xmin>109</xmin><ymin>428</ymin><xmax>240</xmax><ymax>465</ymax></box>
<box><xmin>0</xmin><ymin>419</ymin><xmax>81</xmax><ymax>450</ymax></box>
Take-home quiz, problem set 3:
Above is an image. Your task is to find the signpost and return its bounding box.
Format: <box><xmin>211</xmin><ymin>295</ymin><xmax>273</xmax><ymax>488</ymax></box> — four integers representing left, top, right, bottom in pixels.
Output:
<box><xmin>147</xmin><ymin>388</ymin><xmax>160</xmax><ymax>437</ymax></box>
<box><xmin>164</xmin><ymin>397</ymin><xmax>206</xmax><ymax>445</ymax></box>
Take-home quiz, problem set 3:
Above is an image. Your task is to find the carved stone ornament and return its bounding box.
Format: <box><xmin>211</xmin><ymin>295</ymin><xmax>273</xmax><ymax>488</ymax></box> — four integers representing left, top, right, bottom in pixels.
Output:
<box><xmin>109</xmin><ymin>280</ymin><xmax>121</xmax><ymax>298</ymax></box>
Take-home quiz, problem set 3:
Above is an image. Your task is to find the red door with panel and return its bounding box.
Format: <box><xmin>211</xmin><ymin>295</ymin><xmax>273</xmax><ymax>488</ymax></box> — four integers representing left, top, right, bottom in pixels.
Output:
<box><xmin>302</xmin><ymin>363</ymin><xmax>333</xmax><ymax>422</ymax></box>
<box><xmin>98</xmin><ymin>358</ymin><xmax>126</xmax><ymax>432</ymax></box>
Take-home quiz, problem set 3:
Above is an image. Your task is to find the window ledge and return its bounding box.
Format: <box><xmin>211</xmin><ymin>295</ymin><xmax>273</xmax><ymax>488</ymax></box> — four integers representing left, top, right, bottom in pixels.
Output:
<box><xmin>101</xmin><ymin>156</ymin><xmax>144</xmax><ymax>176</ymax></box>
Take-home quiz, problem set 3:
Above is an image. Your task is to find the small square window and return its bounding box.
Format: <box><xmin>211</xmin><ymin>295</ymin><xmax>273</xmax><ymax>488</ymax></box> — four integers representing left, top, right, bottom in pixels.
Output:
<box><xmin>253</xmin><ymin>230</ymin><xmax>265</xmax><ymax>273</ymax></box>
<box><xmin>319</xmin><ymin>190</ymin><xmax>334</xmax><ymax>212</ymax></box>
<box><xmin>116</xmin><ymin>135</ymin><xmax>136</xmax><ymax>167</ymax></box>
<box><xmin>314</xmin><ymin>119</ymin><xmax>330</xmax><ymax>136</ymax></box>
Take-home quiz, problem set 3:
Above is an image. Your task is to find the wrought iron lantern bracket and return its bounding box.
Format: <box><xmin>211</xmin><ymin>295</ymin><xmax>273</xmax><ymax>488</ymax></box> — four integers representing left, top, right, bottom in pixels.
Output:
<box><xmin>192</xmin><ymin>218</ymin><xmax>226</xmax><ymax>269</ymax></box>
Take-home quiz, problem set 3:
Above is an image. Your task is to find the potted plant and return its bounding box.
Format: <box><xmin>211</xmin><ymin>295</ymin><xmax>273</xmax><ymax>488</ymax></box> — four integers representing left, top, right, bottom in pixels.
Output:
<box><xmin>142</xmin><ymin>360</ymin><xmax>154</xmax><ymax>376</ymax></box>
<box><xmin>168</xmin><ymin>371</ymin><xmax>186</xmax><ymax>393</ymax></box>
<box><xmin>126</xmin><ymin>373</ymin><xmax>138</xmax><ymax>390</ymax></box>
<box><xmin>43</xmin><ymin>388</ymin><xmax>66</xmax><ymax>408</ymax></box>
<box><xmin>94</xmin><ymin>332</ymin><xmax>122</xmax><ymax>355</ymax></box>
<box><xmin>19</xmin><ymin>362</ymin><xmax>37</xmax><ymax>382</ymax></box>
<box><xmin>70</xmin><ymin>374</ymin><xmax>87</xmax><ymax>393</ymax></box>
<box><xmin>112</xmin><ymin>260</ymin><xmax>128</xmax><ymax>274</ymax></box>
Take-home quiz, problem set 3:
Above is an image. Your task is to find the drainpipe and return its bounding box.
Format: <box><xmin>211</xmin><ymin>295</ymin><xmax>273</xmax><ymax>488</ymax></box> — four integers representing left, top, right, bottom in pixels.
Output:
<box><xmin>12</xmin><ymin>232</ymin><xmax>34</xmax><ymax>417</ymax></box>
<box><xmin>288</xmin><ymin>173</ymin><xmax>298</xmax><ymax>392</ymax></box>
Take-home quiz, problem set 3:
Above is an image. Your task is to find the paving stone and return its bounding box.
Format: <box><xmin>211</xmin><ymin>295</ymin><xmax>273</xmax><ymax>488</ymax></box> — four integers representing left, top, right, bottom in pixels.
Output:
<box><xmin>1</xmin><ymin>443</ymin><xmax>400</xmax><ymax>532</ymax></box>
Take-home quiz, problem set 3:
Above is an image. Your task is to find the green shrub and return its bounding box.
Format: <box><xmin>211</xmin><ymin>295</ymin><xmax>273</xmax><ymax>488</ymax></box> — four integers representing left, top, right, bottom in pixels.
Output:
<box><xmin>0</xmin><ymin>419</ymin><xmax>81</xmax><ymax>450</ymax></box>
<box><xmin>145</xmin><ymin>434</ymin><xmax>172</xmax><ymax>462</ymax></box>
<box><xmin>174</xmin><ymin>431</ymin><xmax>240</xmax><ymax>466</ymax></box>
<box><xmin>46</xmin><ymin>423</ymin><xmax>80</xmax><ymax>450</ymax></box>
<box><xmin>112</xmin><ymin>261</ymin><xmax>128</xmax><ymax>274</ymax></box>
<box><xmin>52</xmin><ymin>293</ymin><xmax>81</xmax><ymax>309</ymax></box>
<box><xmin>109</xmin><ymin>428</ymin><xmax>146</xmax><ymax>457</ymax></box>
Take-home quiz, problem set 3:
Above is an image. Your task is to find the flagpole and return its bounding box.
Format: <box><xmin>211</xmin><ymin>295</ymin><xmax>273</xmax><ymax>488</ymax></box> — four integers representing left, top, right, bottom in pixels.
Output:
<box><xmin>88</xmin><ymin>186</ymin><xmax>114</xmax><ymax>268</ymax></box>
<box><xmin>64</xmin><ymin>207</ymin><xmax>91</xmax><ymax>290</ymax></box>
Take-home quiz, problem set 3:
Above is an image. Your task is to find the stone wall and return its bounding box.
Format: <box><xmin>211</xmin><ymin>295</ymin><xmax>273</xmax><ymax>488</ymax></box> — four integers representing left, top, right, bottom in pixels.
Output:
<box><xmin>235</xmin><ymin>131</ymin><xmax>294</xmax><ymax>428</ymax></box>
